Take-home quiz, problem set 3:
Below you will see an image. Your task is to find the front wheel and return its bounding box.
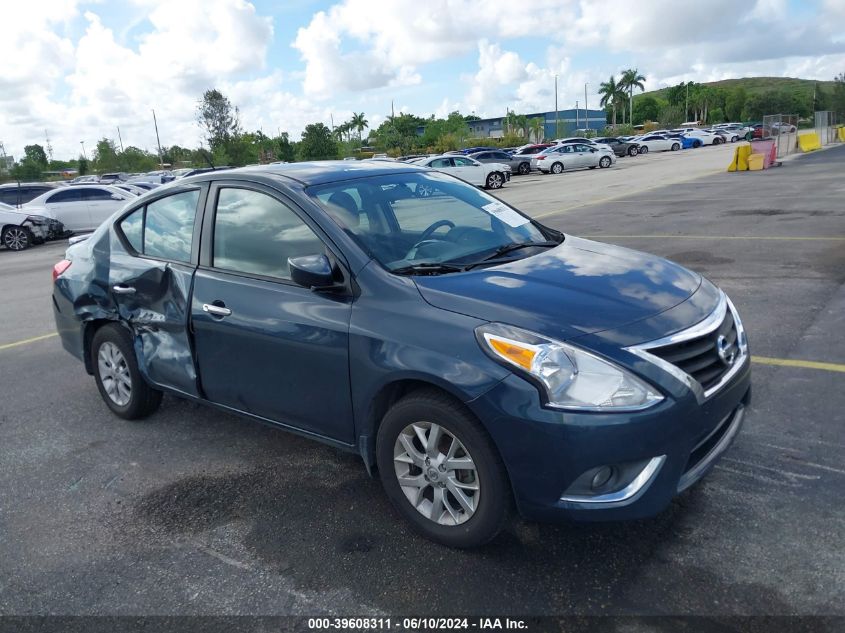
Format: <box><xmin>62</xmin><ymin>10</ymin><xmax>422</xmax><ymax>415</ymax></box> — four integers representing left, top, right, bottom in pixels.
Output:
<box><xmin>628</xmin><ymin>146</ymin><xmax>638</xmax><ymax>156</ymax></box>
<box><xmin>550</xmin><ymin>162</ymin><xmax>564</xmax><ymax>174</ymax></box>
<box><xmin>671</xmin><ymin>143</ymin><xmax>681</xmax><ymax>151</ymax></box>
<box><xmin>638</xmin><ymin>145</ymin><xmax>649</xmax><ymax>154</ymax></box>
<box><xmin>485</xmin><ymin>172</ymin><xmax>504</xmax><ymax>189</ymax></box>
<box><xmin>377</xmin><ymin>390</ymin><xmax>511</xmax><ymax>548</ymax></box>
<box><xmin>599</xmin><ymin>156</ymin><xmax>612</xmax><ymax>168</ymax></box>
<box><xmin>92</xmin><ymin>324</ymin><xmax>163</xmax><ymax>420</ymax></box>
<box><xmin>2</xmin><ymin>226</ymin><xmax>32</xmax><ymax>251</ymax></box>
<box><xmin>517</xmin><ymin>162</ymin><xmax>530</xmax><ymax>175</ymax></box>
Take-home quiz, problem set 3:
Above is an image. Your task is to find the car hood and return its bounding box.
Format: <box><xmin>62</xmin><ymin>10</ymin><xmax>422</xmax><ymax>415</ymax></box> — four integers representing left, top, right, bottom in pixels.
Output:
<box><xmin>413</xmin><ymin>236</ymin><xmax>702</xmax><ymax>341</ymax></box>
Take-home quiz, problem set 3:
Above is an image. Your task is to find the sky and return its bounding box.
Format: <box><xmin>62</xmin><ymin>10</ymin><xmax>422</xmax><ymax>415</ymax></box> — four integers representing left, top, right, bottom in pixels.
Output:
<box><xmin>2</xmin><ymin>0</ymin><xmax>844</xmax><ymax>160</ymax></box>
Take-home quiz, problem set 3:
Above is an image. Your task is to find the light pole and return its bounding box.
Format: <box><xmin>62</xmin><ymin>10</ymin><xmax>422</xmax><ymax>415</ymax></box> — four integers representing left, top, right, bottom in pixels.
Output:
<box><xmin>554</xmin><ymin>74</ymin><xmax>559</xmax><ymax>138</ymax></box>
<box><xmin>80</xmin><ymin>141</ymin><xmax>87</xmax><ymax>160</ymax></box>
<box><xmin>584</xmin><ymin>83</ymin><xmax>588</xmax><ymax>132</ymax></box>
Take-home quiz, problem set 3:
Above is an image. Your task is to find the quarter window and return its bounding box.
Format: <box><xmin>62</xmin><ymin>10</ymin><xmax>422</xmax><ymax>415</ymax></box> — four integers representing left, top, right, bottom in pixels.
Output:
<box><xmin>143</xmin><ymin>191</ymin><xmax>199</xmax><ymax>262</ymax></box>
<box><xmin>81</xmin><ymin>188</ymin><xmax>117</xmax><ymax>201</ymax></box>
<box><xmin>120</xmin><ymin>209</ymin><xmax>143</xmax><ymax>252</ymax></box>
<box><xmin>212</xmin><ymin>188</ymin><xmax>325</xmax><ymax>280</ymax></box>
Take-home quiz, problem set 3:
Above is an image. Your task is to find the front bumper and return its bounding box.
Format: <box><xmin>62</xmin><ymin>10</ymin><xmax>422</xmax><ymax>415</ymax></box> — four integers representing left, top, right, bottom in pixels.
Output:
<box><xmin>468</xmin><ymin>355</ymin><xmax>751</xmax><ymax>522</ymax></box>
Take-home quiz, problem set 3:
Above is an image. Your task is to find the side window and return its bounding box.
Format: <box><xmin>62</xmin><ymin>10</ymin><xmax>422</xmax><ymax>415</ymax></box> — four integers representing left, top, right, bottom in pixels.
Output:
<box><xmin>454</xmin><ymin>157</ymin><xmax>475</xmax><ymax>166</ymax></box>
<box><xmin>144</xmin><ymin>190</ymin><xmax>199</xmax><ymax>262</ymax></box>
<box><xmin>213</xmin><ymin>188</ymin><xmax>325</xmax><ymax>280</ymax></box>
<box><xmin>429</xmin><ymin>158</ymin><xmax>452</xmax><ymax>168</ymax></box>
<box><xmin>47</xmin><ymin>189</ymin><xmax>82</xmax><ymax>203</ymax></box>
<box><xmin>120</xmin><ymin>208</ymin><xmax>144</xmax><ymax>253</ymax></box>
<box><xmin>80</xmin><ymin>188</ymin><xmax>116</xmax><ymax>201</ymax></box>
<box><xmin>562</xmin><ymin>145</ymin><xmax>574</xmax><ymax>153</ymax></box>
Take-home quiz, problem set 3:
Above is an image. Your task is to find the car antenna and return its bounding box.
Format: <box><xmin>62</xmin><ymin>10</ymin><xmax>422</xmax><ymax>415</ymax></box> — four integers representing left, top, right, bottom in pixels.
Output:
<box><xmin>200</xmin><ymin>149</ymin><xmax>215</xmax><ymax>169</ymax></box>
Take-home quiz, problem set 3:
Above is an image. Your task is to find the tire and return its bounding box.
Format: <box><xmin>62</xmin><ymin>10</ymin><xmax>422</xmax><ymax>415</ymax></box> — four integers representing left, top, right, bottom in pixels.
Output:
<box><xmin>671</xmin><ymin>143</ymin><xmax>681</xmax><ymax>151</ymax></box>
<box><xmin>599</xmin><ymin>156</ymin><xmax>612</xmax><ymax>168</ymax></box>
<box><xmin>92</xmin><ymin>323</ymin><xmax>163</xmax><ymax>420</ymax></box>
<box><xmin>628</xmin><ymin>146</ymin><xmax>638</xmax><ymax>156</ymax></box>
<box><xmin>713</xmin><ymin>137</ymin><xmax>722</xmax><ymax>145</ymax></box>
<box><xmin>693</xmin><ymin>140</ymin><xmax>702</xmax><ymax>148</ymax></box>
<box><xmin>638</xmin><ymin>145</ymin><xmax>648</xmax><ymax>154</ymax></box>
<box><xmin>376</xmin><ymin>389</ymin><xmax>511</xmax><ymax>548</ymax></box>
<box><xmin>588</xmin><ymin>166</ymin><xmax>596</xmax><ymax>169</ymax></box>
<box><xmin>485</xmin><ymin>172</ymin><xmax>504</xmax><ymax>189</ymax></box>
<box><xmin>517</xmin><ymin>162</ymin><xmax>530</xmax><ymax>175</ymax></box>
<box><xmin>2</xmin><ymin>226</ymin><xmax>33</xmax><ymax>251</ymax></box>
<box><xmin>550</xmin><ymin>162</ymin><xmax>564</xmax><ymax>174</ymax></box>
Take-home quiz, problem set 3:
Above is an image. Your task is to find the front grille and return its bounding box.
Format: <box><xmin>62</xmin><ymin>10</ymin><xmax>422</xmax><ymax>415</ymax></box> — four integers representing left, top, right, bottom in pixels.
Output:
<box><xmin>648</xmin><ymin>309</ymin><xmax>738</xmax><ymax>392</ymax></box>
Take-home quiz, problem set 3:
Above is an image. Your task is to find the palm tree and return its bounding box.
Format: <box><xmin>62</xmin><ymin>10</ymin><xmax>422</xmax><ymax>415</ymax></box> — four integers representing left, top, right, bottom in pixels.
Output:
<box><xmin>351</xmin><ymin>112</ymin><xmax>368</xmax><ymax>143</ymax></box>
<box><xmin>598</xmin><ymin>75</ymin><xmax>625</xmax><ymax>127</ymax></box>
<box><xmin>621</xmin><ymin>68</ymin><xmax>646</xmax><ymax>126</ymax></box>
<box><xmin>528</xmin><ymin>117</ymin><xmax>544</xmax><ymax>142</ymax></box>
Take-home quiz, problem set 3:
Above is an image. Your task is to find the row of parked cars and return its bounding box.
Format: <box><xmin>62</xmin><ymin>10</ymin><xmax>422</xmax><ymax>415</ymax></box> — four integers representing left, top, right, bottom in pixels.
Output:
<box><xmin>0</xmin><ymin>167</ymin><xmax>231</xmax><ymax>252</ymax></box>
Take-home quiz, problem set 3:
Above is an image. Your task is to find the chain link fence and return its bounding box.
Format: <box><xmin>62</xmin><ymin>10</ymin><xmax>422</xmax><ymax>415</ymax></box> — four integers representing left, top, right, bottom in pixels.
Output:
<box><xmin>814</xmin><ymin>111</ymin><xmax>839</xmax><ymax>145</ymax></box>
<box><xmin>761</xmin><ymin>113</ymin><xmax>799</xmax><ymax>158</ymax></box>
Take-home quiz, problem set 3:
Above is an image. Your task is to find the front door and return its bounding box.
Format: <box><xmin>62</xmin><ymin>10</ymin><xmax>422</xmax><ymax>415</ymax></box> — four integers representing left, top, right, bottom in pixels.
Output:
<box><xmin>191</xmin><ymin>184</ymin><xmax>354</xmax><ymax>443</ymax></box>
<box><xmin>45</xmin><ymin>188</ymin><xmax>90</xmax><ymax>231</ymax></box>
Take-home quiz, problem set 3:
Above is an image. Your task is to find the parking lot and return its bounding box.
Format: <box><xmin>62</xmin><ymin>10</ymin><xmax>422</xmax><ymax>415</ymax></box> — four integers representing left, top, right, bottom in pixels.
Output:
<box><xmin>1</xmin><ymin>144</ymin><xmax>843</xmax><ymax>617</ymax></box>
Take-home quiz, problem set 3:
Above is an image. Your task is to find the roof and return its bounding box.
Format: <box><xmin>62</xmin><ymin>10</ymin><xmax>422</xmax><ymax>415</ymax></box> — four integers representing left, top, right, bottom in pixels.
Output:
<box><xmin>220</xmin><ymin>160</ymin><xmax>427</xmax><ymax>186</ymax></box>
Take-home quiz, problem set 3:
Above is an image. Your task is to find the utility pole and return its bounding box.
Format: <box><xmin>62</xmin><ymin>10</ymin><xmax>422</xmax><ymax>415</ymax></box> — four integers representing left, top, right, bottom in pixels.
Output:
<box><xmin>685</xmin><ymin>83</ymin><xmax>689</xmax><ymax>121</ymax></box>
<box><xmin>554</xmin><ymin>75</ymin><xmax>559</xmax><ymax>138</ymax></box>
<box><xmin>44</xmin><ymin>130</ymin><xmax>53</xmax><ymax>162</ymax></box>
<box><xmin>116</xmin><ymin>127</ymin><xmax>124</xmax><ymax>153</ymax></box>
<box><xmin>584</xmin><ymin>83</ymin><xmax>588</xmax><ymax>132</ymax></box>
<box><xmin>152</xmin><ymin>109</ymin><xmax>164</xmax><ymax>168</ymax></box>
<box><xmin>80</xmin><ymin>140</ymin><xmax>87</xmax><ymax>160</ymax></box>
<box><xmin>575</xmin><ymin>101</ymin><xmax>579</xmax><ymax>128</ymax></box>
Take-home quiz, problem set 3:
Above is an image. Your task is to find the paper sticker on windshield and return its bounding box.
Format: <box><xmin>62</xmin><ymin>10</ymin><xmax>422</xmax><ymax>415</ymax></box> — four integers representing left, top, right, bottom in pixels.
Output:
<box><xmin>482</xmin><ymin>201</ymin><xmax>529</xmax><ymax>227</ymax></box>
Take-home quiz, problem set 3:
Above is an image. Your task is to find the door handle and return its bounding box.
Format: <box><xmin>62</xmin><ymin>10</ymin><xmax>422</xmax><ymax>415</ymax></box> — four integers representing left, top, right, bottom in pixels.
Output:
<box><xmin>112</xmin><ymin>284</ymin><xmax>136</xmax><ymax>295</ymax></box>
<box><xmin>202</xmin><ymin>303</ymin><xmax>232</xmax><ymax>317</ymax></box>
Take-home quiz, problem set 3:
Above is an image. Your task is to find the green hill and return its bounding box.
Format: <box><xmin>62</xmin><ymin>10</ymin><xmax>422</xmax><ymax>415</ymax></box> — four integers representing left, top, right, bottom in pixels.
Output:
<box><xmin>640</xmin><ymin>76</ymin><xmax>836</xmax><ymax>102</ymax></box>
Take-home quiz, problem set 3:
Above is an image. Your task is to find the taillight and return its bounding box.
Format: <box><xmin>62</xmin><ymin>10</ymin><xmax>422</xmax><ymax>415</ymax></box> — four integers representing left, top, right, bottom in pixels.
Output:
<box><xmin>53</xmin><ymin>259</ymin><xmax>71</xmax><ymax>282</ymax></box>
<box><xmin>537</xmin><ymin>155</ymin><xmax>546</xmax><ymax>160</ymax></box>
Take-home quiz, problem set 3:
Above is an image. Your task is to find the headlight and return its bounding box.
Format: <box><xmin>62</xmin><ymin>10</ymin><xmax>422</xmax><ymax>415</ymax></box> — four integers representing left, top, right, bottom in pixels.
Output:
<box><xmin>476</xmin><ymin>323</ymin><xmax>664</xmax><ymax>411</ymax></box>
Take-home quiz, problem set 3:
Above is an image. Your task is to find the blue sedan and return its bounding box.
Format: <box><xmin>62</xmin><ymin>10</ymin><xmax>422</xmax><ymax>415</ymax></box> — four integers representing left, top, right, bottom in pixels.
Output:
<box><xmin>52</xmin><ymin>161</ymin><xmax>750</xmax><ymax>547</ymax></box>
<box><xmin>667</xmin><ymin>134</ymin><xmax>703</xmax><ymax>149</ymax></box>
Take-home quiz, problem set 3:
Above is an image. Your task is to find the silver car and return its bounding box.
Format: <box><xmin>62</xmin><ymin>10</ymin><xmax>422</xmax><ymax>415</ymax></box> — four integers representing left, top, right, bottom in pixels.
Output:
<box><xmin>467</xmin><ymin>150</ymin><xmax>533</xmax><ymax>176</ymax></box>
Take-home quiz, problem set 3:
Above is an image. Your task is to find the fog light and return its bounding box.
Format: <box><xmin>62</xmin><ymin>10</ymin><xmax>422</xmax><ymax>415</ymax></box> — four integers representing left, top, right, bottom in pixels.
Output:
<box><xmin>591</xmin><ymin>466</ymin><xmax>614</xmax><ymax>490</ymax></box>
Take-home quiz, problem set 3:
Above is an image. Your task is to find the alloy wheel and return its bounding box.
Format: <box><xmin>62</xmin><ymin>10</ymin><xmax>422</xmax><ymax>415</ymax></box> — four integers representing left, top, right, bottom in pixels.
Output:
<box><xmin>3</xmin><ymin>227</ymin><xmax>29</xmax><ymax>251</ymax></box>
<box><xmin>393</xmin><ymin>421</ymin><xmax>480</xmax><ymax>526</ymax></box>
<box><xmin>97</xmin><ymin>341</ymin><xmax>132</xmax><ymax>406</ymax></box>
<box><xmin>487</xmin><ymin>173</ymin><xmax>503</xmax><ymax>189</ymax></box>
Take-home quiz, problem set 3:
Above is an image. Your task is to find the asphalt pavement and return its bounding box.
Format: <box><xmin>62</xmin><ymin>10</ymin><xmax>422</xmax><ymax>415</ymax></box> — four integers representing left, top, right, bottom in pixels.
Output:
<box><xmin>0</xmin><ymin>145</ymin><xmax>843</xmax><ymax>618</ymax></box>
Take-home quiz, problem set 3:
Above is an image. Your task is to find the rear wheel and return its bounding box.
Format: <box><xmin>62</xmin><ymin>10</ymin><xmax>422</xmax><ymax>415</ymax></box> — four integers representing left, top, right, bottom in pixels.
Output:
<box><xmin>92</xmin><ymin>323</ymin><xmax>162</xmax><ymax>420</ymax></box>
<box><xmin>638</xmin><ymin>145</ymin><xmax>649</xmax><ymax>154</ymax></box>
<box><xmin>599</xmin><ymin>156</ymin><xmax>612</xmax><ymax>168</ymax></box>
<box><xmin>550</xmin><ymin>162</ymin><xmax>564</xmax><ymax>174</ymax></box>
<box><xmin>2</xmin><ymin>226</ymin><xmax>32</xmax><ymax>251</ymax></box>
<box><xmin>693</xmin><ymin>140</ymin><xmax>702</xmax><ymax>148</ymax></box>
<box><xmin>517</xmin><ymin>162</ymin><xmax>530</xmax><ymax>175</ymax></box>
<box><xmin>377</xmin><ymin>389</ymin><xmax>511</xmax><ymax>548</ymax></box>
<box><xmin>485</xmin><ymin>172</ymin><xmax>504</xmax><ymax>189</ymax></box>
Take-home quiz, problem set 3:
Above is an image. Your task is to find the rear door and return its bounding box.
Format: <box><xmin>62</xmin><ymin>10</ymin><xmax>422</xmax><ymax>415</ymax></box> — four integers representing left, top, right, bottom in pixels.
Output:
<box><xmin>452</xmin><ymin>156</ymin><xmax>484</xmax><ymax>185</ymax></box>
<box><xmin>43</xmin><ymin>188</ymin><xmax>88</xmax><ymax>231</ymax></box>
<box><xmin>82</xmin><ymin>187</ymin><xmax>128</xmax><ymax>230</ymax></box>
<box><xmin>190</xmin><ymin>182</ymin><xmax>354</xmax><ymax>443</ymax></box>
<box><xmin>110</xmin><ymin>186</ymin><xmax>205</xmax><ymax>397</ymax></box>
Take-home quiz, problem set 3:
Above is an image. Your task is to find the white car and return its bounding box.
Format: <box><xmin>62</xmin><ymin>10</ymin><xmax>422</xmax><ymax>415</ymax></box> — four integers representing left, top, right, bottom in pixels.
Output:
<box><xmin>631</xmin><ymin>134</ymin><xmax>683</xmax><ymax>153</ymax></box>
<box><xmin>416</xmin><ymin>155</ymin><xmax>511</xmax><ymax>190</ymax></box>
<box><xmin>684</xmin><ymin>130</ymin><xmax>725</xmax><ymax>145</ymax></box>
<box><xmin>0</xmin><ymin>202</ymin><xmax>55</xmax><ymax>251</ymax></box>
<box><xmin>531</xmin><ymin>143</ymin><xmax>616</xmax><ymax>173</ymax></box>
<box><xmin>551</xmin><ymin>137</ymin><xmax>614</xmax><ymax>153</ymax></box>
<box><xmin>22</xmin><ymin>184</ymin><xmax>136</xmax><ymax>233</ymax></box>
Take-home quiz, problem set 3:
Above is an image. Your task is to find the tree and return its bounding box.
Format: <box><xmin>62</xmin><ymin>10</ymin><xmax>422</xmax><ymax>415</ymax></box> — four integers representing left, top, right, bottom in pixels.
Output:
<box><xmin>725</xmin><ymin>88</ymin><xmax>747</xmax><ymax>121</ymax></box>
<box><xmin>599</xmin><ymin>75</ymin><xmax>625</xmax><ymax>127</ymax></box>
<box><xmin>632</xmin><ymin>95</ymin><xmax>661</xmax><ymax>124</ymax></box>
<box><xmin>620</xmin><ymin>68</ymin><xmax>646</xmax><ymax>128</ymax></box>
<box><xmin>78</xmin><ymin>156</ymin><xmax>89</xmax><ymax>176</ymax></box>
<box><xmin>350</xmin><ymin>112</ymin><xmax>369</xmax><ymax>143</ymax></box>
<box><xmin>658</xmin><ymin>104</ymin><xmax>685</xmax><ymax>128</ymax></box>
<box><xmin>813</xmin><ymin>83</ymin><xmax>829</xmax><ymax>112</ymax></box>
<box><xmin>93</xmin><ymin>138</ymin><xmax>120</xmax><ymax>172</ymax></box>
<box><xmin>196</xmin><ymin>89</ymin><xmax>241</xmax><ymax>150</ymax></box>
<box><xmin>273</xmin><ymin>132</ymin><xmax>296</xmax><ymax>163</ymax></box>
<box><xmin>832</xmin><ymin>72</ymin><xmax>845</xmax><ymax>116</ymax></box>
<box><xmin>528</xmin><ymin>117</ymin><xmax>544</xmax><ymax>142</ymax></box>
<box><xmin>24</xmin><ymin>144</ymin><xmax>48</xmax><ymax>168</ymax></box>
<box><xmin>11</xmin><ymin>160</ymin><xmax>43</xmax><ymax>180</ymax></box>
<box><xmin>298</xmin><ymin>123</ymin><xmax>338</xmax><ymax>160</ymax></box>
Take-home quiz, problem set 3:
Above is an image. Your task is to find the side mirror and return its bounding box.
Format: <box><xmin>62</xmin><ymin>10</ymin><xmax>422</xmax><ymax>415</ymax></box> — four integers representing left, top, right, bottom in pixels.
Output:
<box><xmin>289</xmin><ymin>254</ymin><xmax>337</xmax><ymax>290</ymax></box>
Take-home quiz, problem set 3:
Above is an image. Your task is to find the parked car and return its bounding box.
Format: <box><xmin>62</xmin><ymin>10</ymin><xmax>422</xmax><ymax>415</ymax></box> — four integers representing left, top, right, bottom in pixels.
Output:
<box><xmin>415</xmin><ymin>155</ymin><xmax>511</xmax><ymax>189</ymax></box>
<box><xmin>684</xmin><ymin>130</ymin><xmax>724</xmax><ymax>146</ymax></box>
<box><xmin>0</xmin><ymin>182</ymin><xmax>59</xmax><ymax>207</ymax></box>
<box><xmin>468</xmin><ymin>150</ymin><xmax>532</xmax><ymax>176</ymax></box>
<box><xmin>771</xmin><ymin>123</ymin><xmax>797</xmax><ymax>134</ymax></box>
<box><xmin>70</xmin><ymin>175</ymin><xmax>100</xmax><ymax>184</ymax></box>
<box><xmin>532</xmin><ymin>144</ymin><xmax>616</xmax><ymax>173</ymax></box>
<box><xmin>52</xmin><ymin>161</ymin><xmax>751</xmax><ymax>547</ymax></box>
<box><xmin>22</xmin><ymin>184</ymin><xmax>136</xmax><ymax>233</ymax></box>
<box><xmin>593</xmin><ymin>137</ymin><xmax>640</xmax><ymax>157</ymax></box>
<box><xmin>98</xmin><ymin>172</ymin><xmax>131</xmax><ymax>184</ymax></box>
<box><xmin>512</xmin><ymin>143</ymin><xmax>555</xmax><ymax>156</ymax></box>
<box><xmin>124</xmin><ymin>182</ymin><xmax>160</xmax><ymax>191</ymax></box>
<box><xmin>113</xmin><ymin>183</ymin><xmax>150</xmax><ymax>197</ymax></box>
<box><xmin>459</xmin><ymin>146</ymin><xmax>497</xmax><ymax>155</ymax></box>
<box><xmin>665</xmin><ymin>134</ymin><xmax>702</xmax><ymax>149</ymax></box>
<box><xmin>552</xmin><ymin>137</ymin><xmax>614</xmax><ymax>153</ymax></box>
<box><xmin>0</xmin><ymin>202</ymin><xmax>60</xmax><ymax>251</ymax></box>
<box><xmin>632</xmin><ymin>134</ymin><xmax>682</xmax><ymax>153</ymax></box>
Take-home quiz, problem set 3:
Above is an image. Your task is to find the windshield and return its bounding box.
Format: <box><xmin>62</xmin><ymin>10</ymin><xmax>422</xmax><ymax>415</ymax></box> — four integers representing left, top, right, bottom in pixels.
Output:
<box><xmin>307</xmin><ymin>171</ymin><xmax>556</xmax><ymax>273</ymax></box>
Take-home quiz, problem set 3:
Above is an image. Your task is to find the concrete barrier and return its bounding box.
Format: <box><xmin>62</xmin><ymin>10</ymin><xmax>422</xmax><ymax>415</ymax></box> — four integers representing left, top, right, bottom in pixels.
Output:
<box><xmin>727</xmin><ymin>143</ymin><xmax>752</xmax><ymax>171</ymax></box>
<box><xmin>798</xmin><ymin>132</ymin><xmax>822</xmax><ymax>152</ymax></box>
<box><xmin>838</xmin><ymin>127</ymin><xmax>845</xmax><ymax>142</ymax></box>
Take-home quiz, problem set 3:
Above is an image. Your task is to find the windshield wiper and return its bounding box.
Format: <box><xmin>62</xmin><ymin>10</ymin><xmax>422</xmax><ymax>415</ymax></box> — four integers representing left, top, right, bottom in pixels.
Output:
<box><xmin>391</xmin><ymin>262</ymin><xmax>466</xmax><ymax>276</ymax></box>
<box><xmin>462</xmin><ymin>241</ymin><xmax>559</xmax><ymax>271</ymax></box>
